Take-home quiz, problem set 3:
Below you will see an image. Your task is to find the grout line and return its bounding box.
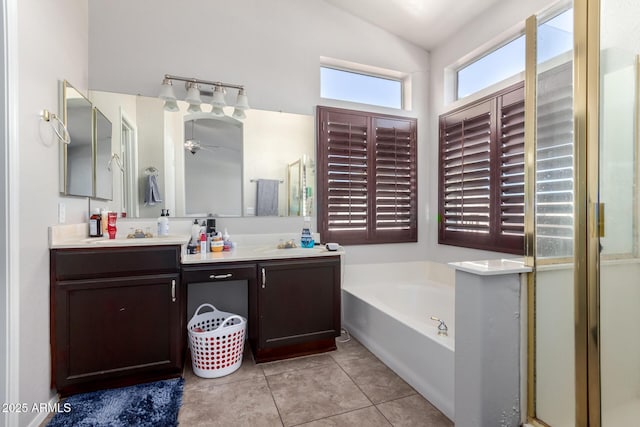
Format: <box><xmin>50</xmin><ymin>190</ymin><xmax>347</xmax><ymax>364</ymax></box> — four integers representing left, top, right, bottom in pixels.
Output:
<box><xmin>288</xmin><ymin>404</ymin><xmax>378</xmax><ymax>427</ymax></box>
<box><xmin>263</xmin><ymin>374</ymin><xmax>286</xmax><ymax>427</ymax></box>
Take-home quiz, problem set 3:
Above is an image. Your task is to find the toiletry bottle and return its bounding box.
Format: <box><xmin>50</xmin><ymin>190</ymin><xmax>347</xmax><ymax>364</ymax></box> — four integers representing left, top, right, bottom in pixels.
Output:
<box><xmin>157</xmin><ymin>209</ymin><xmax>169</xmax><ymax>237</ymax></box>
<box><xmin>301</xmin><ymin>216</ymin><xmax>314</xmax><ymax>248</ymax></box>
<box><xmin>164</xmin><ymin>209</ymin><xmax>170</xmax><ymax>235</ymax></box>
<box><xmin>101</xmin><ymin>209</ymin><xmax>109</xmax><ymax>234</ymax></box>
<box><xmin>191</xmin><ymin>219</ymin><xmax>200</xmax><ymax>245</ymax></box>
<box><xmin>200</xmin><ymin>232</ymin><xmax>207</xmax><ymax>254</ymax></box>
<box><xmin>89</xmin><ymin>209</ymin><xmax>103</xmax><ymax>237</ymax></box>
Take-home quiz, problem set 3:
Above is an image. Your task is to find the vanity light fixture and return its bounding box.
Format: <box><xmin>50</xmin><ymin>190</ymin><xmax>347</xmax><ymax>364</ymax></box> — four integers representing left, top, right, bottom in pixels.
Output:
<box><xmin>159</xmin><ymin>74</ymin><xmax>250</xmax><ymax>119</ymax></box>
<box><xmin>159</xmin><ymin>78</ymin><xmax>180</xmax><ymax>112</ymax></box>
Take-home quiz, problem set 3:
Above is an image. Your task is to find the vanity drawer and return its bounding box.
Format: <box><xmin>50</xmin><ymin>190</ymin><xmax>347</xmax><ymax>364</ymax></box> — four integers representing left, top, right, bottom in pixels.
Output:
<box><xmin>52</xmin><ymin>246</ymin><xmax>181</xmax><ymax>280</ymax></box>
<box><xmin>182</xmin><ymin>263</ymin><xmax>256</xmax><ymax>284</ymax></box>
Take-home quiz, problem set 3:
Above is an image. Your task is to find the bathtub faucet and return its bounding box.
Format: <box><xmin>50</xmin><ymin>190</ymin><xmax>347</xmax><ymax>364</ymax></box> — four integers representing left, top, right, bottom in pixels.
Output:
<box><xmin>430</xmin><ymin>316</ymin><xmax>448</xmax><ymax>337</ymax></box>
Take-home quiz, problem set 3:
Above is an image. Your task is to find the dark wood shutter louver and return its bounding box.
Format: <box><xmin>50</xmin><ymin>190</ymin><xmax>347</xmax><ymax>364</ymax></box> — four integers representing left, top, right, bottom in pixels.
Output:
<box><xmin>318</xmin><ymin>107</ymin><xmax>417</xmax><ymax>245</ymax></box>
<box><xmin>439</xmin><ymin>82</ymin><xmax>524</xmax><ymax>254</ymax></box>
<box><xmin>441</xmin><ymin>104</ymin><xmax>492</xmax><ymax>238</ymax></box>
<box><xmin>499</xmin><ymin>87</ymin><xmax>526</xmax><ymax>238</ymax></box>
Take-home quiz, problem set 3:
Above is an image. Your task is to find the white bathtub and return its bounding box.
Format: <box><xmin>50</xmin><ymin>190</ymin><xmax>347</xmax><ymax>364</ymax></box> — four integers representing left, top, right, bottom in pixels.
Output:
<box><xmin>342</xmin><ymin>261</ymin><xmax>455</xmax><ymax>420</ymax></box>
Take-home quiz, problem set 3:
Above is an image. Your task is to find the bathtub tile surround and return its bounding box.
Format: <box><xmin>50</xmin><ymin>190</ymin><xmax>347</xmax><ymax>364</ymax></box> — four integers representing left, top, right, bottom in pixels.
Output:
<box><xmin>177</xmin><ymin>337</ymin><xmax>452</xmax><ymax>426</ymax></box>
<box><xmin>449</xmin><ymin>259</ymin><xmax>531</xmax><ymax>427</ymax></box>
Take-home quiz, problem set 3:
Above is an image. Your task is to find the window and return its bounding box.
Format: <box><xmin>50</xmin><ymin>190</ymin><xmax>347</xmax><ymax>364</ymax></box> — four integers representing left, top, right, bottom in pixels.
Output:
<box><xmin>457</xmin><ymin>36</ymin><xmax>525</xmax><ymax>100</ymax></box>
<box><xmin>439</xmin><ymin>82</ymin><xmax>525</xmax><ymax>254</ymax></box>
<box><xmin>317</xmin><ymin>106</ymin><xmax>417</xmax><ymax>245</ymax></box>
<box><xmin>320</xmin><ymin>67</ymin><xmax>403</xmax><ymax>109</ymax></box>
<box><xmin>456</xmin><ymin>8</ymin><xmax>572</xmax><ymax>100</ymax></box>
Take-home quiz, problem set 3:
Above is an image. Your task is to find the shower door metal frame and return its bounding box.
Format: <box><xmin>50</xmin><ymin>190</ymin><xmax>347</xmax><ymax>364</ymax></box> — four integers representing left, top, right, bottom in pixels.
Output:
<box><xmin>525</xmin><ymin>1</ymin><xmax>602</xmax><ymax>426</ymax></box>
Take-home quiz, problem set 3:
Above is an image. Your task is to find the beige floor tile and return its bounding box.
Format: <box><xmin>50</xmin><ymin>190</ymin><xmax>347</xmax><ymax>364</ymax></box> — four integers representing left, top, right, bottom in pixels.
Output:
<box><xmin>184</xmin><ymin>346</ymin><xmax>265</xmax><ymax>389</ymax></box>
<box><xmin>179</xmin><ymin>376</ymin><xmax>283</xmax><ymax>426</ymax></box>
<box><xmin>330</xmin><ymin>337</ymin><xmax>374</xmax><ymax>364</ymax></box>
<box><xmin>376</xmin><ymin>394</ymin><xmax>453</xmax><ymax>427</ymax></box>
<box><xmin>261</xmin><ymin>353</ymin><xmax>336</xmax><ymax>376</ymax></box>
<box><xmin>338</xmin><ymin>355</ymin><xmax>415</xmax><ymax>404</ymax></box>
<box><xmin>296</xmin><ymin>406</ymin><xmax>392</xmax><ymax>426</ymax></box>
<box><xmin>267</xmin><ymin>364</ymin><xmax>371</xmax><ymax>426</ymax></box>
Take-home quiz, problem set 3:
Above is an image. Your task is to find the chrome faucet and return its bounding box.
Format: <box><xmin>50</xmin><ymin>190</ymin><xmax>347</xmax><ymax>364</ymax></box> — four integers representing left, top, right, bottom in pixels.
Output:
<box><xmin>430</xmin><ymin>316</ymin><xmax>448</xmax><ymax>337</ymax></box>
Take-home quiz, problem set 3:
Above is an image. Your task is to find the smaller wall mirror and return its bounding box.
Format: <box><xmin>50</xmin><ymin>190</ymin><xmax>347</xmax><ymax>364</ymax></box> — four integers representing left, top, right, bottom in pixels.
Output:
<box><xmin>61</xmin><ymin>80</ymin><xmax>93</xmax><ymax>197</ymax></box>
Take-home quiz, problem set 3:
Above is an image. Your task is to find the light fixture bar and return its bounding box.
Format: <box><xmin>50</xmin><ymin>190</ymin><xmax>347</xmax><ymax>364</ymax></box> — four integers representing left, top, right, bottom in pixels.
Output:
<box><xmin>164</xmin><ymin>74</ymin><xmax>244</xmax><ymax>91</ymax></box>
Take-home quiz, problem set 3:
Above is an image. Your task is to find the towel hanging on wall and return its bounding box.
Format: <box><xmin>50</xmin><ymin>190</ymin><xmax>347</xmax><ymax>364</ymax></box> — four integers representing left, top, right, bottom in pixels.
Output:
<box><xmin>144</xmin><ymin>174</ymin><xmax>163</xmax><ymax>206</ymax></box>
<box><xmin>255</xmin><ymin>179</ymin><xmax>279</xmax><ymax>216</ymax></box>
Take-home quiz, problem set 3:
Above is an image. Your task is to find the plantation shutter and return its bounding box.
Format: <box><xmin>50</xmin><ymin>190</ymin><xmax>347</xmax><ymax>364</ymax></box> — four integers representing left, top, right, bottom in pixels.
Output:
<box><xmin>373</xmin><ymin>118</ymin><xmax>417</xmax><ymax>241</ymax></box>
<box><xmin>535</xmin><ymin>62</ymin><xmax>574</xmax><ymax>258</ymax></box>
<box><xmin>439</xmin><ymin>82</ymin><xmax>525</xmax><ymax>254</ymax></box>
<box><xmin>440</xmin><ymin>101</ymin><xmax>493</xmax><ymax>248</ymax></box>
<box><xmin>318</xmin><ymin>107</ymin><xmax>417</xmax><ymax>245</ymax></box>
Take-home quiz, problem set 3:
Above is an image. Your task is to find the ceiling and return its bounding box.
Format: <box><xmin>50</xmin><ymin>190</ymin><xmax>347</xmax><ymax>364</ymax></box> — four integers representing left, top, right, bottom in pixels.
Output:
<box><xmin>325</xmin><ymin>0</ymin><xmax>504</xmax><ymax>51</ymax></box>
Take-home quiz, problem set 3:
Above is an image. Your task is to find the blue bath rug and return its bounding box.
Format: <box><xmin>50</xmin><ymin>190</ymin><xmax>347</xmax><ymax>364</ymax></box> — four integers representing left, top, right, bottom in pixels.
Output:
<box><xmin>47</xmin><ymin>377</ymin><xmax>184</xmax><ymax>427</ymax></box>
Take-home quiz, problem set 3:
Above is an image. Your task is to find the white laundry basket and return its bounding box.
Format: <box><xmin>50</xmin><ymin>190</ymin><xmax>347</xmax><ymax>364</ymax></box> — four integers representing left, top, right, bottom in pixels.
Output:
<box><xmin>187</xmin><ymin>303</ymin><xmax>247</xmax><ymax>378</ymax></box>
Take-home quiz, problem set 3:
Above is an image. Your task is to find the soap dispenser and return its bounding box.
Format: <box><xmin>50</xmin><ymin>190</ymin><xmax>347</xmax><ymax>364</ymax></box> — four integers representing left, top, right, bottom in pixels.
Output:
<box><xmin>157</xmin><ymin>209</ymin><xmax>169</xmax><ymax>237</ymax></box>
<box><xmin>301</xmin><ymin>216</ymin><xmax>314</xmax><ymax>248</ymax></box>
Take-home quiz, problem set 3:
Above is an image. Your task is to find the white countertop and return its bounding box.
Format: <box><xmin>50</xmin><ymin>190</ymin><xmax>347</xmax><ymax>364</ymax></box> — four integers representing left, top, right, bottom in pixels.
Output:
<box><xmin>448</xmin><ymin>258</ymin><xmax>532</xmax><ymax>276</ymax></box>
<box><xmin>182</xmin><ymin>245</ymin><xmax>343</xmax><ymax>264</ymax></box>
<box><xmin>50</xmin><ymin>234</ymin><xmax>191</xmax><ymax>249</ymax></box>
<box><xmin>49</xmin><ymin>224</ymin><xmax>343</xmax><ymax>263</ymax></box>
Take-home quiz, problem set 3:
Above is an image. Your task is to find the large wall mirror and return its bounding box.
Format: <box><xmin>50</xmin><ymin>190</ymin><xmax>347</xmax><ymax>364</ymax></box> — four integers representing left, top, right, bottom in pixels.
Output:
<box><xmin>60</xmin><ymin>80</ymin><xmax>114</xmax><ymax>200</ymax></box>
<box><xmin>89</xmin><ymin>90</ymin><xmax>315</xmax><ymax>219</ymax></box>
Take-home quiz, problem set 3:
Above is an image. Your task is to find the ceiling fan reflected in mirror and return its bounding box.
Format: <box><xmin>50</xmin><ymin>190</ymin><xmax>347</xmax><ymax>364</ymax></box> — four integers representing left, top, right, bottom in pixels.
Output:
<box><xmin>183</xmin><ymin>139</ymin><xmax>224</xmax><ymax>155</ymax></box>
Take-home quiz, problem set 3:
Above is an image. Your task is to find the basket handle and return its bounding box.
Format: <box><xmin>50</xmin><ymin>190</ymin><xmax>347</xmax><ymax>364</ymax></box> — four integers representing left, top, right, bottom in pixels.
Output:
<box><xmin>194</xmin><ymin>303</ymin><xmax>218</xmax><ymax>317</ymax></box>
<box><xmin>218</xmin><ymin>315</ymin><xmax>244</xmax><ymax>329</ymax></box>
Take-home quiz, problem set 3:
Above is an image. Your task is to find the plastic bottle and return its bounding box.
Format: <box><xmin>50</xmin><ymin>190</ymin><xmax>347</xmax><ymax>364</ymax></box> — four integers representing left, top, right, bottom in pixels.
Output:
<box><xmin>200</xmin><ymin>232</ymin><xmax>207</xmax><ymax>254</ymax></box>
<box><xmin>191</xmin><ymin>219</ymin><xmax>201</xmax><ymax>245</ymax></box>
<box><xmin>101</xmin><ymin>209</ymin><xmax>109</xmax><ymax>234</ymax></box>
<box><xmin>301</xmin><ymin>216</ymin><xmax>314</xmax><ymax>248</ymax></box>
<box><xmin>89</xmin><ymin>208</ymin><xmax>103</xmax><ymax>237</ymax></box>
<box><xmin>157</xmin><ymin>209</ymin><xmax>169</xmax><ymax>237</ymax></box>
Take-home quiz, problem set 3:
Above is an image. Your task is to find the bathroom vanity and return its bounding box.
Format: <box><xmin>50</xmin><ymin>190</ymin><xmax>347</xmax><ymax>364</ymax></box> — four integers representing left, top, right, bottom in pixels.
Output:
<box><xmin>49</xmin><ymin>233</ymin><xmax>342</xmax><ymax>395</ymax></box>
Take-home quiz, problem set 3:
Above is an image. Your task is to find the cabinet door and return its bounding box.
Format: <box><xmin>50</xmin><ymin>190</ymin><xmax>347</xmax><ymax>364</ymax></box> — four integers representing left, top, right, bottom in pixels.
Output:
<box><xmin>258</xmin><ymin>258</ymin><xmax>340</xmax><ymax>349</ymax></box>
<box><xmin>53</xmin><ymin>273</ymin><xmax>181</xmax><ymax>392</ymax></box>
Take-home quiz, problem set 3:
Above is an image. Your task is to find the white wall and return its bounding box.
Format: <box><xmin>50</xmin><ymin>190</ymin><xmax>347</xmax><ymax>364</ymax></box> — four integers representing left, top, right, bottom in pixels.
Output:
<box><xmin>14</xmin><ymin>0</ymin><xmax>89</xmax><ymax>425</ymax></box>
<box><xmin>88</xmin><ymin>0</ymin><xmax>430</xmax><ymax>265</ymax></box>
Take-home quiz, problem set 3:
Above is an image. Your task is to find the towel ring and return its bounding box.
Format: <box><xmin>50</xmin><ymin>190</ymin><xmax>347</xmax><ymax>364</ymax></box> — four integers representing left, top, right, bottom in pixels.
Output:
<box><xmin>108</xmin><ymin>153</ymin><xmax>125</xmax><ymax>172</ymax></box>
<box><xmin>40</xmin><ymin>109</ymin><xmax>70</xmax><ymax>145</ymax></box>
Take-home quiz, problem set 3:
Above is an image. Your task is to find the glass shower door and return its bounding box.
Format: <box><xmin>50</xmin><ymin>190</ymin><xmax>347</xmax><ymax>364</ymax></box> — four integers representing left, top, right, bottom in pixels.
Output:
<box><xmin>599</xmin><ymin>1</ymin><xmax>640</xmax><ymax>425</ymax></box>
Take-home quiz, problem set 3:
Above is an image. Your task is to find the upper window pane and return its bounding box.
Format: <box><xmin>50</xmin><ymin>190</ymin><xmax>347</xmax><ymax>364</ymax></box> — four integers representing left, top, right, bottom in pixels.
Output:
<box><xmin>457</xmin><ymin>35</ymin><xmax>525</xmax><ymax>99</ymax></box>
<box><xmin>538</xmin><ymin>8</ymin><xmax>573</xmax><ymax>63</ymax></box>
<box><xmin>320</xmin><ymin>67</ymin><xmax>402</xmax><ymax>109</ymax></box>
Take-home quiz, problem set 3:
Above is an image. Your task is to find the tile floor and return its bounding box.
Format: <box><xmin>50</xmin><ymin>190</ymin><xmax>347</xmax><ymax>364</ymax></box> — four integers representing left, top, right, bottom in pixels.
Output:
<box><xmin>179</xmin><ymin>337</ymin><xmax>453</xmax><ymax>426</ymax></box>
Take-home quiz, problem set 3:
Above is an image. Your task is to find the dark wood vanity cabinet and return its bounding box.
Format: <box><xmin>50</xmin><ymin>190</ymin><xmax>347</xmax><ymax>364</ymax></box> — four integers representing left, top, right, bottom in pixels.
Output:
<box><xmin>255</xmin><ymin>257</ymin><xmax>341</xmax><ymax>362</ymax></box>
<box><xmin>50</xmin><ymin>246</ymin><xmax>183</xmax><ymax>395</ymax></box>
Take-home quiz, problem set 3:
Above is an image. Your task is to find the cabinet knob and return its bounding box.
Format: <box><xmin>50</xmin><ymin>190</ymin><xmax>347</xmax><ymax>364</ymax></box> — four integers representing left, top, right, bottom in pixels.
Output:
<box><xmin>171</xmin><ymin>280</ymin><xmax>176</xmax><ymax>302</ymax></box>
<box><xmin>261</xmin><ymin>268</ymin><xmax>266</xmax><ymax>288</ymax></box>
<box><xmin>209</xmin><ymin>273</ymin><xmax>233</xmax><ymax>280</ymax></box>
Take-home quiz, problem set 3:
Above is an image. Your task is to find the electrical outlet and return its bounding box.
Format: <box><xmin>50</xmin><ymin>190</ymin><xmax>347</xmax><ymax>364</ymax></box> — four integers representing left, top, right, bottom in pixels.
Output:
<box><xmin>58</xmin><ymin>202</ymin><xmax>66</xmax><ymax>224</ymax></box>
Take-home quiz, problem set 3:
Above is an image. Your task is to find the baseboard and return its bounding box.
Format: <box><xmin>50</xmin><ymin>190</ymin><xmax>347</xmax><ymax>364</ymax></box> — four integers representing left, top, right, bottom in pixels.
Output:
<box><xmin>26</xmin><ymin>395</ymin><xmax>59</xmax><ymax>427</ymax></box>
